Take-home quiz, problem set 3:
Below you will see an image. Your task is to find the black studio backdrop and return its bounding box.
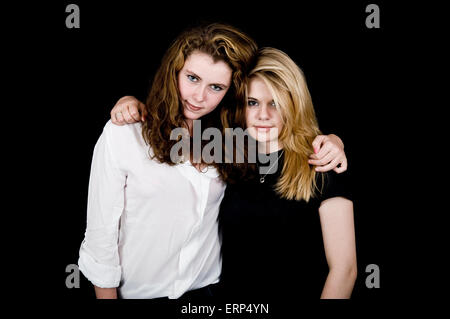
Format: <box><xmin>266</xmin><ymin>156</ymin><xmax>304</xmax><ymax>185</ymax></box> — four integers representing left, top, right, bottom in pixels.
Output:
<box><xmin>21</xmin><ymin>0</ymin><xmax>419</xmax><ymax>308</ymax></box>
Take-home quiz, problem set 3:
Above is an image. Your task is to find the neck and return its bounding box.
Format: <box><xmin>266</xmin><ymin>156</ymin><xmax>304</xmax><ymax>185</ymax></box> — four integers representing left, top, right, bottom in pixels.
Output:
<box><xmin>184</xmin><ymin>118</ymin><xmax>194</xmax><ymax>136</ymax></box>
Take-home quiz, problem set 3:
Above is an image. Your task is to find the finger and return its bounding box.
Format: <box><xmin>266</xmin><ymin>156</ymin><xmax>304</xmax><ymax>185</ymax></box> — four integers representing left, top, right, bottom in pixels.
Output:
<box><xmin>342</xmin><ymin>156</ymin><xmax>348</xmax><ymax>170</ymax></box>
<box><xmin>314</xmin><ymin>140</ymin><xmax>338</xmax><ymax>160</ymax></box>
<box><xmin>315</xmin><ymin>157</ymin><xmax>340</xmax><ymax>172</ymax></box>
<box><xmin>141</xmin><ymin>104</ymin><xmax>148</xmax><ymax>122</ymax></box>
<box><xmin>122</xmin><ymin>106</ymin><xmax>137</xmax><ymax>124</ymax></box>
<box><xmin>110</xmin><ymin>110</ymin><xmax>117</xmax><ymax>124</ymax></box>
<box><xmin>121</xmin><ymin>106</ymin><xmax>132</xmax><ymax>123</ymax></box>
<box><xmin>308</xmin><ymin>150</ymin><xmax>334</xmax><ymax>166</ymax></box>
<box><xmin>110</xmin><ymin>107</ymin><xmax>120</xmax><ymax>124</ymax></box>
<box><xmin>312</xmin><ymin>135</ymin><xmax>327</xmax><ymax>154</ymax></box>
<box><xmin>127</xmin><ymin>104</ymin><xmax>141</xmax><ymax>122</ymax></box>
<box><xmin>333</xmin><ymin>163</ymin><xmax>346</xmax><ymax>173</ymax></box>
<box><xmin>114</xmin><ymin>111</ymin><xmax>125</xmax><ymax>125</ymax></box>
<box><xmin>333</xmin><ymin>157</ymin><xmax>348</xmax><ymax>173</ymax></box>
<box><xmin>111</xmin><ymin>96</ymin><xmax>133</xmax><ymax>125</ymax></box>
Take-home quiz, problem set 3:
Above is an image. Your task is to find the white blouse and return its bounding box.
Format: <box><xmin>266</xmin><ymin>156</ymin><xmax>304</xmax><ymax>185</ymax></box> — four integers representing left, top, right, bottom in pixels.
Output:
<box><xmin>78</xmin><ymin>120</ymin><xmax>226</xmax><ymax>299</ymax></box>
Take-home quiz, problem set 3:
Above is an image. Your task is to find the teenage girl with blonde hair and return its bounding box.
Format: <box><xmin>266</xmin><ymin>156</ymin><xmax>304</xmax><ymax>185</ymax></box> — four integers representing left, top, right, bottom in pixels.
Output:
<box><xmin>218</xmin><ymin>47</ymin><xmax>356</xmax><ymax>299</ymax></box>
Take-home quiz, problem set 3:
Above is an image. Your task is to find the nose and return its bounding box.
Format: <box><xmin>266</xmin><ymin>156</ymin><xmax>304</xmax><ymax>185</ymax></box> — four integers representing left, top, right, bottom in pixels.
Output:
<box><xmin>257</xmin><ymin>105</ymin><xmax>270</xmax><ymax>120</ymax></box>
<box><xmin>192</xmin><ymin>85</ymin><xmax>206</xmax><ymax>103</ymax></box>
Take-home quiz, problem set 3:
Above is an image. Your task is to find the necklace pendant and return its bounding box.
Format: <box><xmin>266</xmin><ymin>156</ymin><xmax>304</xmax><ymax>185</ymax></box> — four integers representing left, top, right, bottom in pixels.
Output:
<box><xmin>260</xmin><ymin>177</ymin><xmax>265</xmax><ymax>183</ymax></box>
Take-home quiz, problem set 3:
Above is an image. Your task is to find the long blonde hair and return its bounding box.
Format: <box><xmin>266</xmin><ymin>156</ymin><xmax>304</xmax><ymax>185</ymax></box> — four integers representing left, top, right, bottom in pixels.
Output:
<box><xmin>249</xmin><ymin>47</ymin><xmax>322</xmax><ymax>201</ymax></box>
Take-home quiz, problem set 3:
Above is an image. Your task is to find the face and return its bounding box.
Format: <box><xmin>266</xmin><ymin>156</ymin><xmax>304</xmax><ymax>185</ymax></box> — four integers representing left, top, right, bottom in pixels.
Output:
<box><xmin>178</xmin><ymin>51</ymin><xmax>232</xmax><ymax>123</ymax></box>
<box><xmin>246</xmin><ymin>76</ymin><xmax>284</xmax><ymax>153</ymax></box>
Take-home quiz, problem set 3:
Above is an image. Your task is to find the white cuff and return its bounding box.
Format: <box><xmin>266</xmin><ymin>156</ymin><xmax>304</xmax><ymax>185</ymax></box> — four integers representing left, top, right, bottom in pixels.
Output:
<box><xmin>78</xmin><ymin>251</ymin><xmax>121</xmax><ymax>288</ymax></box>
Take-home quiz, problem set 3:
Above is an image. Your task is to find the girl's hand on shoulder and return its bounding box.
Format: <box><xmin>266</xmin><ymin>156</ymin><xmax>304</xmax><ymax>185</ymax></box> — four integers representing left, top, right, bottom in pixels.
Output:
<box><xmin>309</xmin><ymin>134</ymin><xmax>347</xmax><ymax>173</ymax></box>
<box><xmin>111</xmin><ymin>96</ymin><xmax>146</xmax><ymax>125</ymax></box>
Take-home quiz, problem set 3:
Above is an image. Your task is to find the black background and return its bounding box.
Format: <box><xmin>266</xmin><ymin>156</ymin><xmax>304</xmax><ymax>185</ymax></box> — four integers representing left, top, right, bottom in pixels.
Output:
<box><xmin>7</xmin><ymin>0</ymin><xmax>438</xmax><ymax>314</ymax></box>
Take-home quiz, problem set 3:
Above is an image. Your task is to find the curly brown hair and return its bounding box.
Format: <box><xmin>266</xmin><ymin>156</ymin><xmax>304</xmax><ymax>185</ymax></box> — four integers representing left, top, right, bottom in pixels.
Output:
<box><xmin>142</xmin><ymin>23</ymin><xmax>258</xmax><ymax>166</ymax></box>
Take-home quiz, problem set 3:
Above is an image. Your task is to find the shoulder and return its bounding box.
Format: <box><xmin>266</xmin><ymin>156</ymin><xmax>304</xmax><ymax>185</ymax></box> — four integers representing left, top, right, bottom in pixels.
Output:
<box><xmin>102</xmin><ymin>120</ymin><xmax>144</xmax><ymax>145</ymax></box>
<box><xmin>103</xmin><ymin>119</ymin><xmax>142</xmax><ymax>136</ymax></box>
<box><xmin>100</xmin><ymin>120</ymin><xmax>150</xmax><ymax>159</ymax></box>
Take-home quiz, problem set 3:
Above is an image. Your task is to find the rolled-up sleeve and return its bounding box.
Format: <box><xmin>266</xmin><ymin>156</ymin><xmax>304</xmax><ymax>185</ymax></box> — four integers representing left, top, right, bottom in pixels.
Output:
<box><xmin>78</xmin><ymin>123</ymin><xmax>126</xmax><ymax>288</ymax></box>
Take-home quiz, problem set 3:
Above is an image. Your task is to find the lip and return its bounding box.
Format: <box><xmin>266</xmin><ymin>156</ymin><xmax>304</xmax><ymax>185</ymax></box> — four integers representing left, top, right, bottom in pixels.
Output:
<box><xmin>185</xmin><ymin>101</ymin><xmax>203</xmax><ymax>112</ymax></box>
<box><xmin>254</xmin><ymin>126</ymin><xmax>273</xmax><ymax>132</ymax></box>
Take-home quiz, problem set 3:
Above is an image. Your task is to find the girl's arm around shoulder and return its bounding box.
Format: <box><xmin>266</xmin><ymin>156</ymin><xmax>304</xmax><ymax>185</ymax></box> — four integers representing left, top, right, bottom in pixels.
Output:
<box><xmin>110</xmin><ymin>96</ymin><xmax>146</xmax><ymax>125</ymax></box>
<box><xmin>318</xmin><ymin>197</ymin><xmax>357</xmax><ymax>299</ymax></box>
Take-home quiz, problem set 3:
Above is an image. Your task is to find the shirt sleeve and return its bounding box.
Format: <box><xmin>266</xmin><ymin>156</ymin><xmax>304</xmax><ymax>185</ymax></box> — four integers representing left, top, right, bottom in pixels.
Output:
<box><xmin>315</xmin><ymin>170</ymin><xmax>353</xmax><ymax>205</ymax></box>
<box><xmin>78</xmin><ymin>122</ymin><xmax>127</xmax><ymax>288</ymax></box>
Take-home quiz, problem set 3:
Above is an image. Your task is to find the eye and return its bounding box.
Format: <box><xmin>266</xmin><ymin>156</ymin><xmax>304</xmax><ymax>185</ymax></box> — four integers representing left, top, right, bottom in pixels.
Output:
<box><xmin>270</xmin><ymin>101</ymin><xmax>277</xmax><ymax>107</ymax></box>
<box><xmin>187</xmin><ymin>74</ymin><xmax>198</xmax><ymax>82</ymax></box>
<box><xmin>247</xmin><ymin>100</ymin><xmax>258</xmax><ymax>107</ymax></box>
<box><xmin>210</xmin><ymin>85</ymin><xmax>224</xmax><ymax>92</ymax></box>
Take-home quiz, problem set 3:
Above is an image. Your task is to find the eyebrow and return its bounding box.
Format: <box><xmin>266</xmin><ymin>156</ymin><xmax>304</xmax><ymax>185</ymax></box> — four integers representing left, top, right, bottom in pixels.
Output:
<box><xmin>186</xmin><ymin>69</ymin><xmax>229</xmax><ymax>88</ymax></box>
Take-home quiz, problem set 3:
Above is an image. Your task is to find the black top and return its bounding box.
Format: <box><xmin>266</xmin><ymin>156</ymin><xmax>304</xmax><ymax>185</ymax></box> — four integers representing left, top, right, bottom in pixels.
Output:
<box><xmin>217</xmin><ymin>150</ymin><xmax>352</xmax><ymax>300</ymax></box>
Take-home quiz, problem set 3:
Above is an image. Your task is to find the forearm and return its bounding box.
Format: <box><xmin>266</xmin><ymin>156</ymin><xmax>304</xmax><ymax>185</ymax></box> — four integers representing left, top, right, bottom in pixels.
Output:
<box><xmin>94</xmin><ymin>285</ymin><xmax>118</xmax><ymax>299</ymax></box>
<box><xmin>320</xmin><ymin>267</ymin><xmax>357</xmax><ymax>299</ymax></box>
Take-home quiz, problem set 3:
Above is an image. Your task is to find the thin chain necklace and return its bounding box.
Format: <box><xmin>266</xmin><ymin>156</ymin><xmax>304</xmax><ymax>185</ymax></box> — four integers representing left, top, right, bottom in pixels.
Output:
<box><xmin>258</xmin><ymin>150</ymin><xmax>284</xmax><ymax>184</ymax></box>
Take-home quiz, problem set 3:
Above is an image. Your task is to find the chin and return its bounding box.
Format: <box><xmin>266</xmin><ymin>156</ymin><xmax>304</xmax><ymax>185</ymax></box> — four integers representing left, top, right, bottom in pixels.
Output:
<box><xmin>252</xmin><ymin>134</ymin><xmax>271</xmax><ymax>143</ymax></box>
<box><xmin>251</xmin><ymin>136</ymin><xmax>270</xmax><ymax>144</ymax></box>
<box><xmin>183</xmin><ymin>110</ymin><xmax>202</xmax><ymax>121</ymax></box>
